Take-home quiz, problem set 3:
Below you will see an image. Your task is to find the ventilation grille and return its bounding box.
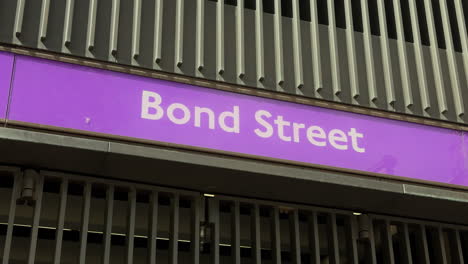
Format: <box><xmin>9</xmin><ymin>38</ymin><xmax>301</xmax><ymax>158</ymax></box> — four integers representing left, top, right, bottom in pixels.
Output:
<box><xmin>0</xmin><ymin>167</ymin><xmax>467</xmax><ymax>263</ymax></box>
<box><xmin>1</xmin><ymin>0</ymin><xmax>468</xmax><ymax>124</ymax></box>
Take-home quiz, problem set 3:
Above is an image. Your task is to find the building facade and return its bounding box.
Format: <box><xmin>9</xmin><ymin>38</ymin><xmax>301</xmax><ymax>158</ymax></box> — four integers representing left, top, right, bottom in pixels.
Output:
<box><xmin>0</xmin><ymin>0</ymin><xmax>468</xmax><ymax>263</ymax></box>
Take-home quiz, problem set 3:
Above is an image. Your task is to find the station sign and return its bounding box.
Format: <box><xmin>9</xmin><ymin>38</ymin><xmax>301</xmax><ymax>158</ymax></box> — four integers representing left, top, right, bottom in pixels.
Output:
<box><xmin>0</xmin><ymin>52</ymin><xmax>14</xmax><ymax>120</ymax></box>
<box><xmin>2</xmin><ymin>53</ymin><xmax>468</xmax><ymax>187</ymax></box>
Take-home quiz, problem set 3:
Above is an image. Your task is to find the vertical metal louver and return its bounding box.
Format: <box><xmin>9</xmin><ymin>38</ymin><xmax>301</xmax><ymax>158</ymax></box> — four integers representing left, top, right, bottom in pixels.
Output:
<box><xmin>0</xmin><ymin>0</ymin><xmax>467</xmax><ymax>124</ymax></box>
<box><xmin>378</xmin><ymin>0</ymin><xmax>397</xmax><ymax>109</ymax></box>
<box><xmin>393</xmin><ymin>0</ymin><xmax>414</xmax><ymax>110</ymax></box>
<box><xmin>62</xmin><ymin>0</ymin><xmax>75</xmax><ymax>53</ymax></box>
<box><xmin>344</xmin><ymin>0</ymin><xmax>359</xmax><ymax>102</ymax></box>
<box><xmin>154</xmin><ymin>0</ymin><xmax>164</xmax><ymax>68</ymax></box>
<box><xmin>273</xmin><ymin>0</ymin><xmax>285</xmax><ymax>89</ymax></box>
<box><xmin>254</xmin><ymin>0</ymin><xmax>265</xmax><ymax>86</ymax></box>
<box><xmin>236</xmin><ymin>0</ymin><xmax>245</xmax><ymax>81</ymax></box>
<box><xmin>327</xmin><ymin>0</ymin><xmax>342</xmax><ymax>99</ymax></box>
<box><xmin>196</xmin><ymin>0</ymin><xmax>205</xmax><ymax>76</ymax></box>
<box><xmin>408</xmin><ymin>0</ymin><xmax>431</xmax><ymax>112</ymax></box>
<box><xmin>216</xmin><ymin>0</ymin><xmax>225</xmax><ymax>79</ymax></box>
<box><xmin>439</xmin><ymin>0</ymin><xmax>465</xmax><ymax>118</ymax></box>
<box><xmin>361</xmin><ymin>0</ymin><xmax>379</xmax><ymax>106</ymax></box>
<box><xmin>424</xmin><ymin>0</ymin><xmax>449</xmax><ymax>115</ymax></box>
<box><xmin>1</xmin><ymin>166</ymin><xmax>468</xmax><ymax>263</ymax></box>
<box><xmin>174</xmin><ymin>0</ymin><xmax>184</xmax><ymax>69</ymax></box>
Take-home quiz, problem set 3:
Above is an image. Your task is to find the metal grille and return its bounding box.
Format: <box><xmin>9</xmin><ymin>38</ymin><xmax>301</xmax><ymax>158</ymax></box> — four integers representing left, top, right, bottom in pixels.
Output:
<box><xmin>0</xmin><ymin>167</ymin><xmax>201</xmax><ymax>264</ymax></box>
<box><xmin>1</xmin><ymin>0</ymin><xmax>468</xmax><ymax>125</ymax></box>
<box><xmin>1</xmin><ymin>166</ymin><xmax>468</xmax><ymax>263</ymax></box>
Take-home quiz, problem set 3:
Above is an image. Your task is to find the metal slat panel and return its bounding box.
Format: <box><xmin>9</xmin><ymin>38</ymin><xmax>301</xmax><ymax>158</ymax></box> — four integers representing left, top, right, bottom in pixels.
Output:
<box><xmin>27</xmin><ymin>175</ymin><xmax>44</xmax><ymax>264</ymax></box>
<box><xmin>127</xmin><ymin>189</ymin><xmax>137</xmax><ymax>264</ymax></box>
<box><xmin>439</xmin><ymin>0</ymin><xmax>465</xmax><ymax>118</ymax></box>
<box><xmin>408</xmin><ymin>0</ymin><xmax>431</xmax><ymax>112</ymax></box>
<box><xmin>344</xmin><ymin>0</ymin><xmax>359</xmax><ymax>100</ymax></box>
<box><xmin>38</xmin><ymin>0</ymin><xmax>51</xmax><ymax>44</ymax></box>
<box><xmin>53</xmin><ymin>179</ymin><xmax>68</xmax><ymax>264</ymax></box>
<box><xmin>382</xmin><ymin>221</ymin><xmax>395</xmax><ymax>264</ymax></box>
<box><xmin>236</xmin><ymin>0</ymin><xmax>245</xmax><ymax>79</ymax></box>
<box><xmin>175</xmin><ymin>0</ymin><xmax>184</xmax><ymax>68</ymax></box>
<box><xmin>423</xmin><ymin>0</ymin><xmax>448</xmax><ymax>114</ymax></box>
<box><xmin>454</xmin><ymin>0</ymin><xmax>468</xmax><ymax>90</ymax></box>
<box><xmin>289</xmin><ymin>209</ymin><xmax>301</xmax><ymax>264</ymax></box>
<box><xmin>251</xmin><ymin>204</ymin><xmax>261</xmax><ymax>264</ymax></box>
<box><xmin>169</xmin><ymin>194</ymin><xmax>180</xmax><ymax>264</ymax></box>
<box><xmin>79</xmin><ymin>183</ymin><xmax>92</xmax><ymax>264</ymax></box>
<box><xmin>63</xmin><ymin>0</ymin><xmax>75</xmax><ymax>50</ymax></box>
<box><xmin>216</xmin><ymin>0</ymin><xmax>225</xmax><ymax>76</ymax></box>
<box><xmin>2</xmin><ymin>174</ymin><xmax>20</xmax><ymax>264</ymax></box>
<box><xmin>13</xmin><ymin>0</ymin><xmax>25</xmax><ymax>43</ymax></box>
<box><xmin>9</xmin><ymin>171</ymin><xmax>468</xmax><ymax>264</ymax></box>
<box><xmin>310</xmin><ymin>0</ymin><xmax>323</xmax><ymax>92</ymax></box>
<box><xmin>102</xmin><ymin>186</ymin><xmax>114</xmax><ymax>264</ymax></box>
<box><xmin>273</xmin><ymin>0</ymin><xmax>284</xmax><ymax>87</ymax></box>
<box><xmin>376</xmin><ymin>0</ymin><xmax>396</xmax><ymax>108</ymax></box>
<box><xmin>191</xmin><ymin>197</ymin><xmax>200</xmax><ymax>264</ymax></box>
<box><xmin>148</xmin><ymin>191</ymin><xmax>159</xmax><ymax>264</ymax></box>
<box><xmin>327</xmin><ymin>0</ymin><xmax>341</xmax><ymax>97</ymax></box>
<box><xmin>154</xmin><ymin>0</ymin><xmax>164</xmax><ymax>65</ymax></box>
<box><xmin>196</xmin><ymin>0</ymin><xmax>205</xmax><ymax>72</ymax></box>
<box><xmin>255</xmin><ymin>0</ymin><xmax>265</xmax><ymax>83</ymax></box>
<box><xmin>360</xmin><ymin>0</ymin><xmax>378</xmax><ymax>104</ymax></box>
<box><xmin>271</xmin><ymin>207</ymin><xmax>281</xmax><ymax>264</ymax></box>
<box><xmin>416</xmin><ymin>225</ymin><xmax>430</xmax><ymax>264</ymax></box>
<box><xmin>232</xmin><ymin>201</ymin><xmax>241</xmax><ymax>264</ymax></box>
<box><xmin>400</xmin><ymin>223</ymin><xmax>413</xmax><ymax>264</ymax></box>
<box><xmin>109</xmin><ymin>0</ymin><xmax>121</xmax><ymax>58</ymax></box>
<box><xmin>327</xmin><ymin>214</ymin><xmax>340</xmax><ymax>264</ymax></box>
<box><xmin>392</xmin><ymin>0</ymin><xmax>414</xmax><ymax>109</ymax></box>
<box><xmin>344</xmin><ymin>216</ymin><xmax>359</xmax><ymax>264</ymax></box>
<box><xmin>132</xmin><ymin>0</ymin><xmax>142</xmax><ymax>62</ymax></box>
<box><xmin>291</xmin><ymin>0</ymin><xmax>303</xmax><ymax>89</ymax></box>
<box><xmin>86</xmin><ymin>0</ymin><xmax>98</xmax><ymax>56</ymax></box>
<box><xmin>4</xmin><ymin>0</ymin><xmax>468</xmax><ymax>125</ymax></box>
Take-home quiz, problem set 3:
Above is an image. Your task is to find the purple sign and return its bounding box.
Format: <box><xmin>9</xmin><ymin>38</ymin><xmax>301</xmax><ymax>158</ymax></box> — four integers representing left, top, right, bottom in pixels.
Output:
<box><xmin>5</xmin><ymin>54</ymin><xmax>468</xmax><ymax>187</ymax></box>
<box><xmin>0</xmin><ymin>51</ymin><xmax>14</xmax><ymax>119</ymax></box>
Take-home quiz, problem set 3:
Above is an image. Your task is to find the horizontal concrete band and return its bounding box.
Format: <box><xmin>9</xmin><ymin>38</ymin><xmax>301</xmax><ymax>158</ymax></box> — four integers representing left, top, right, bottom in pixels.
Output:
<box><xmin>1</xmin><ymin>126</ymin><xmax>468</xmax><ymax>225</ymax></box>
